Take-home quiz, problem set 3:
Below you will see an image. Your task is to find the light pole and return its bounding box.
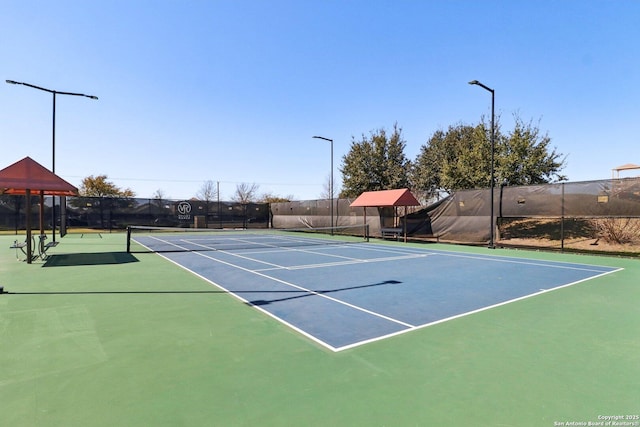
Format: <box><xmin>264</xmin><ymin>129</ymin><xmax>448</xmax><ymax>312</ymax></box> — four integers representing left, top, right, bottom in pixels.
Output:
<box><xmin>6</xmin><ymin>80</ymin><xmax>98</xmax><ymax>241</ymax></box>
<box><xmin>468</xmin><ymin>79</ymin><xmax>495</xmax><ymax>249</ymax></box>
<box><xmin>312</xmin><ymin>135</ymin><xmax>334</xmax><ymax>230</ymax></box>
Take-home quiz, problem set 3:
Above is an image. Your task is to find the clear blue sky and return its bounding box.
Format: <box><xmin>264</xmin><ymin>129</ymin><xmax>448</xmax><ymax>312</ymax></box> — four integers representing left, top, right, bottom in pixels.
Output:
<box><xmin>2</xmin><ymin>1</ymin><xmax>639</xmax><ymax>201</ymax></box>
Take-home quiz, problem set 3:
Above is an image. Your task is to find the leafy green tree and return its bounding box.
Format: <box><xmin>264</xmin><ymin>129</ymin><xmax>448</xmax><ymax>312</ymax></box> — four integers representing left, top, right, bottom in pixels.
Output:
<box><xmin>498</xmin><ymin>116</ymin><xmax>566</xmax><ymax>185</ymax></box>
<box><xmin>411</xmin><ymin>130</ymin><xmax>445</xmax><ymax>201</ymax></box>
<box><xmin>412</xmin><ymin>115</ymin><xmax>566</xmax><ymax>199</ymax></box>
<box><xmin>79</xmin><ymin>175</ymin><xmax>135</xmax><ymax>198</ymax></box>
<box><xmin>340</xmin><ymin>123</ymin><xmax>411</xmax><ymax>197</ymax></box>
<box><xmin>259</xmin><ymin>192</ymin><xmax>293</xmax><ymax>203</ymax></box>
<box><xmin>74</xmin><ymin>175</ymin><xmax>134</xmax><ymax>228</ymax></box>
<box><xmin>411</xmin><ymin>123</ymin><xmax>489</xmax><ymax>199</ymax></box>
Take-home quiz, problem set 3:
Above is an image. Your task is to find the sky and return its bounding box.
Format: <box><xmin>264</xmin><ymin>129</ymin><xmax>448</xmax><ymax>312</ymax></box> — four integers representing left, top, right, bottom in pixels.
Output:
<box><xmin>2</xmin><ymin>0</ymin><xmax>639</xmax><ymax>201</ymax></box>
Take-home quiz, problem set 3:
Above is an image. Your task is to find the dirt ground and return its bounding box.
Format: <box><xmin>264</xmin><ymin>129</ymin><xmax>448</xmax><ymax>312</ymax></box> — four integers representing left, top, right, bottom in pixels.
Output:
<box><xmin>497</xmin><ymin>236</ymin><xmax>640</xmax><ymax>256</ymax></box>
<box><xmin>497</xmin><ymin>217</ymin><xmax>640</xmax><ymax>256</ymax></box>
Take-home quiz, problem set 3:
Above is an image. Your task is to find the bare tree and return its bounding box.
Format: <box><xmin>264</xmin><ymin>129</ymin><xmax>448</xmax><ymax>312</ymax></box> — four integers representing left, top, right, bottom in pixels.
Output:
<box><xmin>151</xmin><ymin>189</ymin><xmax>168</xmax><ymax>211</ymax></box>
<box><xmin>320</xmin><ymin>174</ymin><xmax>335</xmax><ymax>200</ymax></box>
<box><xmin>196</xmin><ymin>180</ymin><xmax>218</xmax><ymax>202</ymax></box>
<box><xmin>195</xmin><ymin>180</ymin><xmax>219</xmax><ymax>227</ymax></box>
<box><xmin>232</xmin><ymin>182</ymin><xmax>260</xmax><ymax>203</ymax></box>
<box><xmin>152</xmin><ymin>189</ymin><xmax>167</xmax><ymax>200</ymax></box>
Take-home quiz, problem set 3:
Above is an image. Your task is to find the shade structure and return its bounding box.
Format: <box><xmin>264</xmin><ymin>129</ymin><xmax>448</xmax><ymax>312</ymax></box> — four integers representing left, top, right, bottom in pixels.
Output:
<box><xmin>350</xmin><ymin>188</ymin><xmax>420</xmax><ymax>208</ymax></box>
<box><xmin>613</xmin><ymin>163</ymin><xmax>640</xmax><ymax>171</ymax></box>
<box><xmin>350</xmin><ymin>189</ymin><xmax>421</xmax><ymax>242</ymax></box>
<box><xmin>0</xmin><ymin>156</ymin><xmax>78</xmax><ymax>196</ymax></box>
<box><xmin>0</xmin><ymin>157</ymin><xmax>79</xmax><ymax>263</ymax></box>
<box><xmin>612</xmin><ymin>163</ymin><xmax>640</xmax><ymax>179</ymax></box>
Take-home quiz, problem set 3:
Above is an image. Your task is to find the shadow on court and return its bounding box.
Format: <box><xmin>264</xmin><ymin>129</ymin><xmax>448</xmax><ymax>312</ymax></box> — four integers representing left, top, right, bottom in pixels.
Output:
<box><xmin>5</xmin><ymin>289</ymin><xmax>225</xmax><ymax>295</ymax></box>
<box><xmin>5</xmin><ymin>280</ymin><xmax>403</xmax><ymax>297</ymax></box>
<box><xmin>248</xmin><ymin>279</ymin><xmax>402</xmax><ymax>306</ymax></box>
<box><xmin>43</xmin><ymin>252</ymin><xmax>139</xmax><ymax>267</ymax></box>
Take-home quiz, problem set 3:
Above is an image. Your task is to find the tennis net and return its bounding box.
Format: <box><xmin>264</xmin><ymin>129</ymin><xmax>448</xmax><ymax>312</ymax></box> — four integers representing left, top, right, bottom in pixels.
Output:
<box><xmin>126</xmin><ymin>224</ymin><xmax>369</xmax><ymax>253</ymax></box>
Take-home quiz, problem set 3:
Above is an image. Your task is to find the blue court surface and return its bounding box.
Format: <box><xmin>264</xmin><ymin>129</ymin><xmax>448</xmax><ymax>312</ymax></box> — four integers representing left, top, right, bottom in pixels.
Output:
<box><xmin>133</xmin><ymin>234</ymin><xmax>621</xmax><ymax>351</ymax></box>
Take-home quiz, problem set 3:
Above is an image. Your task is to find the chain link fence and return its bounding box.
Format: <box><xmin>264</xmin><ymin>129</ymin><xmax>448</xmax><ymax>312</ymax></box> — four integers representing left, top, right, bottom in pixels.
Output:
<box><xmin>0</xmin><ymin>196</ymin><xmax>270</xmax><ymax>234</ymax></box>
<box><xmin>2</xmin><ymin>177</ymin><xmax>639</xmax><ymax>255</ymax></box>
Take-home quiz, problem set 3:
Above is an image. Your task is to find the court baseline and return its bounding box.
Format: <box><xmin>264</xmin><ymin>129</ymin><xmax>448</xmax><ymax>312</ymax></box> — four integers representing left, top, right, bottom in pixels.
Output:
<box><xmin>136</xmin><ymin>236</ymin><xmax>622</xmax><ymax>351</ymax></box>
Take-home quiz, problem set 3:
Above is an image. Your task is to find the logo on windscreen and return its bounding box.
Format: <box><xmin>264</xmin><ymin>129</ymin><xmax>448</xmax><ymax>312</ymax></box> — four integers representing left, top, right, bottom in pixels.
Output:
<box><xmin>177</xmin><ymin>201</ymin><xmax>192</xmax><ymax>220</ymax></box>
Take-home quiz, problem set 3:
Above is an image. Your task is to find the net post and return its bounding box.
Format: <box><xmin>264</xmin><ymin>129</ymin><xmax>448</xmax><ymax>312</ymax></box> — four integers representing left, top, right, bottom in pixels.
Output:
<box><xmin>126</xmin><ymin>226</ymin><xmax>131</xmax><ymax>253</ymax></box>
<box><xmin>364</xmin><ymin>224</ymin><xmax>369</xmax><ymax>242</ymax></box>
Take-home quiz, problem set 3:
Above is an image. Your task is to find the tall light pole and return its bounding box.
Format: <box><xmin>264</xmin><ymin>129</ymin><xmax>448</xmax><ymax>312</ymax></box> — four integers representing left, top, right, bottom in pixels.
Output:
<box><xmin>312</xmin><ymin>135</ymin><xmax>334</xmax><ymax>230</ymax></box>
<box><xmin>6</xmin><ymin>80</ymin><xmax>98</xmax><ymax>241</ymax></box>
<box><xmin>468</xmin><ymin>79</ymin><xmax>495</xmax><ymax>249</ymax></box>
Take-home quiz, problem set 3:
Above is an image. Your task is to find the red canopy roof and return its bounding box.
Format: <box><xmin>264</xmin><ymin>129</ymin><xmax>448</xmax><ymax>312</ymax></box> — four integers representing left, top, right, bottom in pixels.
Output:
<box><xmin>0</xmin><ymin>157</ymin><xmax>78</xmax><ymax>196</ymax></box>
<box><xmin>350</xmin><ymin>188</ymin><xmax>420</xmax><ymax>207</ymax></box>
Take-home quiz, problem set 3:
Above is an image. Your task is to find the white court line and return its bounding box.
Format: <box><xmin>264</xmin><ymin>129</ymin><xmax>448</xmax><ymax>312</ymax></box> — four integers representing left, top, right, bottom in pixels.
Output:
<box><xmin>345</xmin><ymin>243</ymin><xmax>618</xmax><ymax>273</ymax></box>
<box><xmin>183</xmin><ymin>235</ymin><xmax>380</xmax><ymax>266</ymax></box>
<box><xmin>333</xmin><ymin>266</ymin><xmax>624</xmax><ymax>352</ymax></box>
<box><xmin>181</xmin><ymin>237</ymin><xmax>291</xmax><ymax>270</ymax></box>
<box><xmin>139</xmin><ymin>235</ymin><xmax>416</xmax><ymax>331</ymax></box>
<box><xmin>136</xmin><ymin>235</ymin><xmax>624</xmax><ymax>352</ymax></box>
<box><xmin>136</xmin><ymin>239</ymin><xmax>341</xmax><ymax>351</ymax></box>
<box><xmin>425</xmin><ymin>251</ymin><xmax>615</xmax><ymax>273</ymax></box>
<box><xmin>183</xmin><ymin>238</ymin><xmax>378</xmax><ymax>271</ymax></box>
<box><xmin>180</xmin><ymin>235</ymin><xmax>435</xmax><ymax>273</ymax></box>
<box><xmin>255</xmin><ymin>253</ymin><xmax>430</xmax><ymax>272</ymax></box>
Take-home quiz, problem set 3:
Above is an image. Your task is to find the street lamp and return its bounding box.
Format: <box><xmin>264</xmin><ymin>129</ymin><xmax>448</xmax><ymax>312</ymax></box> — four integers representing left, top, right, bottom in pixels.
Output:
<box><xmin>6</xmin><ymin>79</ymin><xmax>98</xmax><ymax>241</ymax></box>
<box><xmin>468</xmin><ymin>79</ymin><xmax>495</xmax><ymax>249</ymax></box>
<box><xmin>312</xmin><ymin>135</ymin><xmax>334</xmax><ymax>230</ymax></box>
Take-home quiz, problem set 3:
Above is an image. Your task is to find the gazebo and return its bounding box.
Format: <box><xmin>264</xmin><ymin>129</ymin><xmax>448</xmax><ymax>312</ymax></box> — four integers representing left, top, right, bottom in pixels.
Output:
<box><xmin>0</xmin><ymin>157</ymin><xmax>79</xmax><ymax>263</ymax></box>
<box><xmin>350</xmin><ymin>188</ymin><xmax>421</xmax><ymax>242</ymax></box>
<box><xmin>612</xmin><ymin>163</ymin><xmax>640</xmax><ymax>179</ymax></box>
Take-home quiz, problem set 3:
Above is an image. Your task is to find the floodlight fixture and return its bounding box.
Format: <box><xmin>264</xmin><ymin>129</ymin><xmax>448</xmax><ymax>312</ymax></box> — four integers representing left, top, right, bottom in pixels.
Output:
<box><xmin>6</xmin><ymin>79</ymin><xmax>97</xmax><ymax>242</ymax></box>
<box><xmin>469</xmin><ymin>79</ymin><xmax>496</xmax><ymax>249</ymax></box>
<box><xmin>312</xmin><ymin>136</ymin><xmax>334</xmax><ymax>231</ymax></box>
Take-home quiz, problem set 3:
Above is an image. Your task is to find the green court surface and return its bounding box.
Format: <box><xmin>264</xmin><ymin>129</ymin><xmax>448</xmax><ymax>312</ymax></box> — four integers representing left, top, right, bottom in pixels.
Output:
<box><xmin>1</xmin><ymin>233</ymin><xmax>638</xmax><ymax>427</ymax></box>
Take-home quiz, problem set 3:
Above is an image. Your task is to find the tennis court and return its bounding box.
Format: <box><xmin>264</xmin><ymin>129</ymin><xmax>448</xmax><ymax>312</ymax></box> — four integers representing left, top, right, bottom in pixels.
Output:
<box><xmin>1</xmin><ymin>232</ymin><xmax>638</xmax><ymax>427</ymax></box>
<box><xmin>128</xmin><ymin>227</ymin><xmax>621</xmax><ymax>351</ymax></box>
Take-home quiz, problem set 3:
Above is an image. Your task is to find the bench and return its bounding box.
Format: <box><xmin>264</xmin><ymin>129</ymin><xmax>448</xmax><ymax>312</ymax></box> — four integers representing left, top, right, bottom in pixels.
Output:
<box><xmin>38</xmin><ymin>236</ymin><xmax>58</xmax><ymax>260</ymax></box>
<box><xmin>380</xmin><ymin>228</ymin><xmax>441</xmax><ymax>243</ymax></box>
<box><xmin>380</xmin><ymin>227</ymin><xmax>403</xmax><ymax>241</ymax></box>
<box><xmin>9</xmin><ymin>236</ymin><xmax>59</xmax><ymax>261</ymax></box>
<box><xmin>41</xmin><ymin>240</ymin><xmax>58</xmax><ymax>258</ymax></box>
<box><xmin>10</xmin><ymin>240</ymin><xmax>29</xmax><ymax>260</ymax></box>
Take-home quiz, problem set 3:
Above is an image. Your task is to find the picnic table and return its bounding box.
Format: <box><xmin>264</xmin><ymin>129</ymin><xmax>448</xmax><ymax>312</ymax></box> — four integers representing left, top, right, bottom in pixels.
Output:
<box><xmin>10</xmin><ymin>234</ymin><xmax>58</xmax><ymax>262</ymax></box>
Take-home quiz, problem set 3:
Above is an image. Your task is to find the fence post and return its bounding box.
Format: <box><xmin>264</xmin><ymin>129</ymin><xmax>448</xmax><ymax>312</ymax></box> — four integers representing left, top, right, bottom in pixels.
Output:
<box><xmin>126</xmin><ymin>226</ymin><xmax>131</xmax><ymax>253</ymax></box>
<box><xmin>561</xmin><ymin>182</ymin><xmax>565</xmax><ymax>251</ymax></box>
